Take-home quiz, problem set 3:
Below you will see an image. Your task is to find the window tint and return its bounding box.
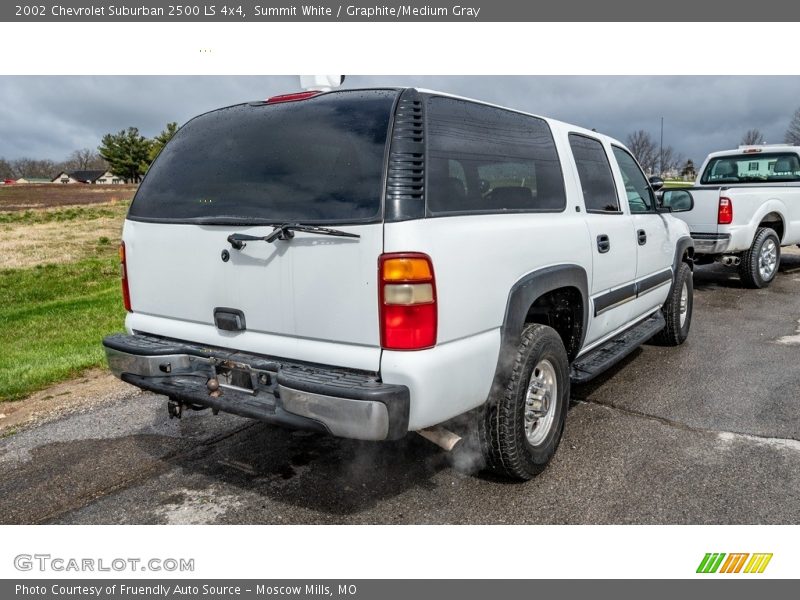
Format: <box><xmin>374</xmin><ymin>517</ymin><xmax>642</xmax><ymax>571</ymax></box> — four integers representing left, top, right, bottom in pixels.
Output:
<box><xmin>568</xmin><ymin>134</ymin><xmax>619</xmax><ymax>212</ymax></box>
<box><xmin>700</xmin><ymin>152</ymin><xmax>800</xmax><ymax>184</ymax></box>
<box><xmin>612</xmin><ymin>147</ymin><xmax>655</xmax><ymax>213</ymax></box>
<box><xmin>426</xmin><ymin>97</ymin><xmax>566</xmax><ymax>214</ymax></box>
<box><xmin>129</xmin><ymin>90</ymin><xmax>398</xmax><ymax>224</ymax></box>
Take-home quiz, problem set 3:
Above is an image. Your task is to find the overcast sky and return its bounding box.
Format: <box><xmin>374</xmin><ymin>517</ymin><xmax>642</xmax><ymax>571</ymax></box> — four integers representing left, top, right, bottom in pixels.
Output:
<box><xmin>1</xmin><ymin>75</ymin><xmax>798</xmax><ymax>164</ymax></box>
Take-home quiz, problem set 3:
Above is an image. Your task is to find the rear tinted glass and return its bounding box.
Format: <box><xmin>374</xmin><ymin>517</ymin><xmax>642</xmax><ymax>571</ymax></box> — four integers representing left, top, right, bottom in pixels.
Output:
<box><xmin>129</xmin><ymin>90</ymin><xmax>398</xmax><ymax>224</ymax></box>
<box><xmin>700</xmin><ymin>152</ymin><xmax>800</xmax><ymax>184</ymax></box>
<box><xmin>426</xmin><ymin>97</ymin><xmax>566</xmax><ymax>214</ymax></box>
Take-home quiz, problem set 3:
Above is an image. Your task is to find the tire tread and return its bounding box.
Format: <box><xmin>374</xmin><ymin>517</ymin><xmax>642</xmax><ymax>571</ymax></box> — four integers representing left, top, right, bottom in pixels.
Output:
<box><xmin>480</xmin><ymin>324</ymin><xmax>568</xmax><ymax>480</ymax></box>
<box><xmin>738</xmin><ymin>227</ymin><xmax>780</xmax><ymax>289</ymax></box>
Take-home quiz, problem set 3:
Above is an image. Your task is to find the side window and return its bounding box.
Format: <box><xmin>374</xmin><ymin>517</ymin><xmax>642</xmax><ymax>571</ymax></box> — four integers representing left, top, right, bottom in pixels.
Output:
<box><xmin>426</xmin><ymin>97</ymin><xmax>566</xmax><ymax>214</ymax></box>
<box><xmin>568</xmin><ymin>134</ymin><xmax>619</xmax><ymax>213</ymax></box>
<box><xmin>612</xmin><ymin>146</ymin><xmax>655</xmax><ymax>214</ymax></box>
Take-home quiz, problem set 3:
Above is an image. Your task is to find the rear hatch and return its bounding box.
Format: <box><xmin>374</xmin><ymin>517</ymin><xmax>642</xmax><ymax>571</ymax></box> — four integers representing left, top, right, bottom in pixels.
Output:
<box><xmin>123</xmin><ymin>89</ymin><xmax>400</xmax><ymax>372</ymax></box>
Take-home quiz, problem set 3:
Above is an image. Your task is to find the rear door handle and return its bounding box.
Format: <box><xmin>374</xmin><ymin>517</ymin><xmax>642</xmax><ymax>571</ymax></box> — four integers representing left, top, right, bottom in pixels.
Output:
<box><xmin>637</xmin><ymin>229</ymin><xmax>647</xmax><ymax>245</ymax></box>
<box><xmin>597</xmin><ymin>234</ymin><xmax>611</xmax><ymax>254</ymax></box>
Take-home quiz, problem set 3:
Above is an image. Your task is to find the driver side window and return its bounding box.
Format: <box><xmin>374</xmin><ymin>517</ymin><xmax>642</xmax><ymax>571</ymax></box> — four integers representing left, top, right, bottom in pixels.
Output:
<box><xmin>612</xmin><ymin>147</ymin><xmax>655</xmax><ymax>213</ymax></box>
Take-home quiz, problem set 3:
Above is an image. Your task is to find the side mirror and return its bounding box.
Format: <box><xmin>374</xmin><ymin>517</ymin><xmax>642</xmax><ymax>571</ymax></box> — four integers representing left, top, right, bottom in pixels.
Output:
<box><xmin>649</xmin><ymin>176</ymin><xmax>665</xmax><ymax>191</ymax></box>
<box><xmin>661</xmin><ymin>189</ymin><xmax>694</xmax><ymax>213</ymax></box>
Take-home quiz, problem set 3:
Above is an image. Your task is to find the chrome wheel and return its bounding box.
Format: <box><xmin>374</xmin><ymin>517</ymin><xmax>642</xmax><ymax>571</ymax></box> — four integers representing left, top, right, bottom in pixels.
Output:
<box><xmin>758</xmin><ymin>238</ymin><xmax>778</xmax><ymax>280</ymax></box>
<box><xmin>524</xmin><ymin>359</ymin><xmax>557</xmax><ymax>446</ymax></box>
<box><xmin>679</xmin><ymin>281</ymin><xmax>689</xmax><ymax>328</ymax></box>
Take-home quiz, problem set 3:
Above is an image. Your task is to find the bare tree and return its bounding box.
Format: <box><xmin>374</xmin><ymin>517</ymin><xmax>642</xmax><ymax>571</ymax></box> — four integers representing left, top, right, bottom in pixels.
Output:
<box><xmin>741</xmin><ymin>129</ymin><xmax>765</xmax><ymax>145</ymax></box>
<box><xmin>0</xmin><ymin>157</ymin><xmax>13</xmax><ymax>180</ymax></box>
<box><xmin>625</xmin><ymin>129</ymin><xmax>684</xmax><ymax>176</ymax></box>
<box><xmin>626</xmin><ymin>130</ymin><xmax>659</xmax><ymax>174</ymax></box>
<box><xmin>9</xmin><ymin>158</ymin><xmax>58</xmax><ymax>179</ymax></box>
<box><xmin>659</xmin><ymin>146</ymin><xmax>684</xmax><ymax>174</ymax></box>
<box><xmin>64</xmin><ymin>148</ymin><xmax>106</xmax><ymax>171</ymax></box>
<box><xmin>786</xmin><ymin>107</ymin><xmax>800</xmax><ymax>145</ymax></box>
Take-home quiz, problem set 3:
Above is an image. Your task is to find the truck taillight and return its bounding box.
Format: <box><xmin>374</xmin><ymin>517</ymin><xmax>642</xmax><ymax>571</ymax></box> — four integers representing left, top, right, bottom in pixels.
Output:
<box><xmin>120</xmin><ymin>242</ymin><xmax>132</xmax><ymax>312</ymax></box>
<box><xmin>718</xmin><ymin>197</ymin><xmax>733</xmax><ymax>225</ymax></box>
<box><xmin>379</xmin><ymin>253</ymin><xmax>437</xmax><ymax>350</ymax></box>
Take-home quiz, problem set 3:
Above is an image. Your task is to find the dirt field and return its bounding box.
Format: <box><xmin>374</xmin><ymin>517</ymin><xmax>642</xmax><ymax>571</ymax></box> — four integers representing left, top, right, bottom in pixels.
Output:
<box><xmin>0</xmin><ymin>201</ymin><xmax>128</xmax><ymax>269</ymax></box>
<box><xmin>0</xmin><ymin>183</ymin><xmax>137</xmax><ymax>211</ymax></box>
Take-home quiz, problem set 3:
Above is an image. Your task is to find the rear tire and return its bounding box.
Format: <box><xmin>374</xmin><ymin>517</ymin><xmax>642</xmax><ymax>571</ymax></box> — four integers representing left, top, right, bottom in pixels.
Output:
<box><xmin>738</xmin><ymin>227</ymin><xmax>780</xmax><ymax>288</ymax></box>
<box><xmin>479</xmin><ymin>323</ymin><xmax>570</xmax><ymax>481</ymax></box>
<box><xmin>653</xmin><ymin>261</ymin><xmax>693</xmax><ymax>346</ymax></box>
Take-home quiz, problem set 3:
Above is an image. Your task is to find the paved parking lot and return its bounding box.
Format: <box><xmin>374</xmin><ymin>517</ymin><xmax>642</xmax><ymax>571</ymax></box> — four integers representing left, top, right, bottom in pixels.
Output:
<box><xmin>1</xmin><ymin>249</ymin><xmax>799</xmax><ymax>524</ymax></box>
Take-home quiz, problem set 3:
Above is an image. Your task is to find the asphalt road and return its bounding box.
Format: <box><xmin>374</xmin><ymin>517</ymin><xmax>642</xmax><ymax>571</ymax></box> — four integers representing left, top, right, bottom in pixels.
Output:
<box><xmin>2</xmin><ymin>250</ymin><xmax>799</xmax><ymax>525</ymax></box>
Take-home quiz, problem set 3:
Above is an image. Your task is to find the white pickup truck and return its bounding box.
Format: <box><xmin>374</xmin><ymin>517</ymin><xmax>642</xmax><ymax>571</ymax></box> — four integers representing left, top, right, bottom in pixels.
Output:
<box><xmin>664</xmin><ymin>145</ymin><xmax>800</xmax><ymax>287</ymax></box>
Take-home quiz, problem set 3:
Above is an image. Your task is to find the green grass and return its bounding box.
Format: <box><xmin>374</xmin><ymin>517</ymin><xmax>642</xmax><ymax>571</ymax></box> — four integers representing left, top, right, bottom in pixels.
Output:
<box><xmin>662</xmin><ymin>180</ymin><xmax>694</xmax><ymax>189</ymax></box>
<box><xmin>0</xmin><ymin>257</ymin><xmax>126</xmax><ymax>402</ymax></box>
<box><xmin>0</xmin><ymin>202</ymin><xmax>128</xmax><ymax>225</ymax></box>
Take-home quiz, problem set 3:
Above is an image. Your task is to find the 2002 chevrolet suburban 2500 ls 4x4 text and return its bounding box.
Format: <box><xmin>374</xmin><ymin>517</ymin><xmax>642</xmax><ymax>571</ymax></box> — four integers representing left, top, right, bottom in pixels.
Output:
<box><xmin>103</xmin><ymin>88</ymin><xmax>695</xmax><ymax>479</ymax></box>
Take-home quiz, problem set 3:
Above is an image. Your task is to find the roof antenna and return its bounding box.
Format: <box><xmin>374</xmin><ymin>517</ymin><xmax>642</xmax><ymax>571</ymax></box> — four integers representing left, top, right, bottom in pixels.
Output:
<box><xmin>299</xmin><ymin>75</ymin><xmax>346</xmax><ymax>92</ymax></box>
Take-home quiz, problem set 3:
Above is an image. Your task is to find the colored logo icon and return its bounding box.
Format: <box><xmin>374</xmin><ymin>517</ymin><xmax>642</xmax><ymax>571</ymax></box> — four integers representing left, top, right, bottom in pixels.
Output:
<box><xmin>696</xmin><ymin>553</ymin><xmax>773</xmax><ymax>574</ymax></box>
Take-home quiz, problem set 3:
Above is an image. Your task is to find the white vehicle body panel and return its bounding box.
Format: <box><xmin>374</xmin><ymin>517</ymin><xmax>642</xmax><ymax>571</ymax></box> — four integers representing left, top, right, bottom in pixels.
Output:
<box><xmin>124</xmin><ymin>220</ymin><xmax>383</xmax><ymax>372</ymax></box>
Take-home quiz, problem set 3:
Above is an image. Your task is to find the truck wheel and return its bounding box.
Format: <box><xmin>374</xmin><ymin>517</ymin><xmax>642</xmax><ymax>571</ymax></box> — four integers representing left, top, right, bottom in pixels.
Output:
<box><xmin>479</xmin><ymin>323</ymin><xmax>570</xmax><ymax>481</ymax></box>
<box><xmin>739</xmin><ymin>227</ymin><xmax>780</xmax><ymax>288</ymax></box>
<box><xmin>653</xmin><ymin>261</ymin><xmax>693</xmax><ymax>346</ymax></box>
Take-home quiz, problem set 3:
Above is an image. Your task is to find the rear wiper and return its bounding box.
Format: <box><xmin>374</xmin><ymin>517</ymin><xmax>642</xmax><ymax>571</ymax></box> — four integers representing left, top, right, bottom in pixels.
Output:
<box><xmin>227</xmin><ymin>223</ymin><xmax>360</xmax><ymax>249</ymax></box>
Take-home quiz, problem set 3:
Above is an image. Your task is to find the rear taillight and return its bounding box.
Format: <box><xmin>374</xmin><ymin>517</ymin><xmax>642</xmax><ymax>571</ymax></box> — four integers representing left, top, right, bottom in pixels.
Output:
<box><xmin>265</xmin><ymin>90</ymin><xmax>321</xmax><ymax>104</ymax></box>
<box><xmin>120</xmin><ymin>242</ymin><xmax>132</xmax><ymax>312</ymax></box>
<box><xmin>379</xmin><ymin>253</ymin><xmax>437</xmax><ymax>350</ymax></box>
<box><xmin>718</xmin><ymin>197</ymin><xmax>733</xmax><ymax>225</ymax></box>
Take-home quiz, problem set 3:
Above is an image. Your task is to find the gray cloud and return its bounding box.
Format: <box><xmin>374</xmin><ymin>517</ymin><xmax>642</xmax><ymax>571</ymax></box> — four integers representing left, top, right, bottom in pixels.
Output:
<box><xmin>1</xmin><ymin>75</ymin><xmax>798</xmax><ymax>164</ymax></box>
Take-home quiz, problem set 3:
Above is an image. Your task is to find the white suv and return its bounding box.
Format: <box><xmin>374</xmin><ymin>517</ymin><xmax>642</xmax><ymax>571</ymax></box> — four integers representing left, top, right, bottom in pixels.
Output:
<box><xmin>104</xmin><ymin>88</ymin><xmax>695</xmax><ymax>479</ymax></box>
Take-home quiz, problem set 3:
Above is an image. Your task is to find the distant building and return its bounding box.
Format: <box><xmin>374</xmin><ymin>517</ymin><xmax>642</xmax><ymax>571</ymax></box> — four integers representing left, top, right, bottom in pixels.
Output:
<box><xmin>51</xmin><ymin>170</ymin><xmax>122</xmax><ymax>184</ymax></box>
<box><xmin>680</xmin><ymin>160</ymin><xmax>697</xmax><ymax>181</ymax></box>
<box><xmin>15</xmin><ymin>177</ymin><xmax>53</xmax><ymax>184</ymax></box>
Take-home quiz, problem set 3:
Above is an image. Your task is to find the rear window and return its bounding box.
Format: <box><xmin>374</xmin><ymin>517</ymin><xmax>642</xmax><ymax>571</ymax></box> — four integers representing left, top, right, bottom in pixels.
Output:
<box><xmin>426</xmin><ymin>97</ymin><xmax>566</xmax><ymax>214</ymax></box>
<box><xmin>700</xmin><ymin>152</ymin><xmax>800</xmax><ymax>184</ymax></box>
<box><xmin>129</xmin><ymin>90</ymin><xmax>398</xmax><ymax>224</ymax></box>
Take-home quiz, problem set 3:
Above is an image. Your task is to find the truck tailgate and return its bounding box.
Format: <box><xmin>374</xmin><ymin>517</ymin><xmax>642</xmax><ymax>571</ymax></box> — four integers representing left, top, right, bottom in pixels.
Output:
<box><xmin>676</xmin><ymin>187</ymin><xmax>721</xmax><ymax>234</ymax></box>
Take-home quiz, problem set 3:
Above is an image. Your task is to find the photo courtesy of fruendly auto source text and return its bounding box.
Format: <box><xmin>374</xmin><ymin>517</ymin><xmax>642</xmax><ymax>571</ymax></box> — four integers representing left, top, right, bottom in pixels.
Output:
<box><xmin>0</xmin><ymin>1</ymin><xmax>799</xmax><ymax>594</ymax></box>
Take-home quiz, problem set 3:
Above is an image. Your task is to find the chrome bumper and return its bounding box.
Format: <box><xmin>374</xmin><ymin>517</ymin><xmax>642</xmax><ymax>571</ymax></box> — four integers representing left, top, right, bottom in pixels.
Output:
<box><xmin>691</xmin><ymin>233</ymin><xmax>731</xmax><ymax>254</ymax></box>
<box><xmin>103</xmin><ymin>334</ymin><xmax>409</xmax><ymax>441</ymax></box>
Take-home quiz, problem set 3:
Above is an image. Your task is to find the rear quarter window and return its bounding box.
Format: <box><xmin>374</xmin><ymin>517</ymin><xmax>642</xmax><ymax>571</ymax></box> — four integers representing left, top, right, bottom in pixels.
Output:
<box><xmin>425</xmin><ymin>97</ymin><xmax>566</xmax><ymax>215</ymax></box>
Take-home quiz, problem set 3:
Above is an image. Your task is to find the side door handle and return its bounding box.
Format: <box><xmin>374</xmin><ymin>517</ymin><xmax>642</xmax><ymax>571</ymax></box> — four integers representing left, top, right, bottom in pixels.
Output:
<box><xmin>637</xmin><ymin>229</ymin><xmax>647</xmax><ymax>245</ymax></box>
<box><xmin>596</xmin><ymin>234</ymin><xmax>611</xmax><ymax>254</ymax></box>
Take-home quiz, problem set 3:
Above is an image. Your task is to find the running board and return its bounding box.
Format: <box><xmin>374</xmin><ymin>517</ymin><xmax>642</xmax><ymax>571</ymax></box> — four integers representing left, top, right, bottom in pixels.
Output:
<box><xmin>570</xmin><ymin>312</ymin><xmax>665</xmax><ymax>385</ymax></box>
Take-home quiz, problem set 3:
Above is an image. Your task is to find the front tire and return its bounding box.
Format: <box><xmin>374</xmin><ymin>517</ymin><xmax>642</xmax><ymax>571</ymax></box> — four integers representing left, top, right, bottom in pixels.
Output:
<box><xmin>739</xmin><ymin>227</ymin><xmax>780</xmax><ymax>288</ymax></box>
<box><xmin>479</xmin><ymin>324</ymin><xmax>570</xmax><ymax>481</ymax></box>
<box><xmin>653</xmin><ymin>261</ymin><xmax>693</xmax><ymax>346</ymax></box>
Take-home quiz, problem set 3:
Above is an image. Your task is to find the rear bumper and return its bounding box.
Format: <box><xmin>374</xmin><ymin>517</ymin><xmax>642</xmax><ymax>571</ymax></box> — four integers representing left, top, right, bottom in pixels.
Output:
<box><xmin>103</xmin><ymin>333</ymin><xmax>409</xmax><ymax>441</ymax></box>
<box><xmin>691</xmin><ymin>232</ymin><xmax>731</xmax><ymax>254</ymax></box>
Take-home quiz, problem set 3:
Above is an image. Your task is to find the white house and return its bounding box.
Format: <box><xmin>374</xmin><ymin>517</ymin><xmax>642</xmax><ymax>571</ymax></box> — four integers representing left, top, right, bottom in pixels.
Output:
<box><xmin>51</xmin><ymin>170</ymin><xmax>122</xmax><ymax>184</ymax></box>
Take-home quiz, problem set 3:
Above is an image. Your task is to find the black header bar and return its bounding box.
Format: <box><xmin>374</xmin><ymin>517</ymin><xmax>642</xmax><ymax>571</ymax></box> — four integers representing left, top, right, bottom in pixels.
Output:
<box><xmin>4</xmin><ymin>1</ymin><xmax>799</xmax><ymax>22</ymax></box>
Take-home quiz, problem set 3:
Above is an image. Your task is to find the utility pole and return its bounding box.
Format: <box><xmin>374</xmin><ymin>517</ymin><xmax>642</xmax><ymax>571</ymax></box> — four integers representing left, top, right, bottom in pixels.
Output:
<box><xmin>659</xmin><ymin>117</ymin><xmax>664</xmax><ymax>176</ymax></box>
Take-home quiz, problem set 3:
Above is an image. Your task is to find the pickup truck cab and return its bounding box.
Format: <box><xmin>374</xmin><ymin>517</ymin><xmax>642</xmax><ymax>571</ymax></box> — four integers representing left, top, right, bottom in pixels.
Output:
<box><xmin>103</xmin><ymin>87</ymin><xmax>694</xmax><ymax>479</ymax></box>
<box><xmin>665</xmin><ymin>145</ymin><xmax>800</xmax><ymax>287</ymax></box>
